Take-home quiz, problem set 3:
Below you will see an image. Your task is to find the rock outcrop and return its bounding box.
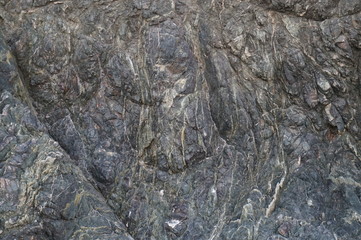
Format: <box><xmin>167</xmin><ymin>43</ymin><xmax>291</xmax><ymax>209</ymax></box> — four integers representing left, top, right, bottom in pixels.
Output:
<box><xmin>0</xmin><ymin>1</ymin><xmax>360</xmax><ymax>239</ymax></box>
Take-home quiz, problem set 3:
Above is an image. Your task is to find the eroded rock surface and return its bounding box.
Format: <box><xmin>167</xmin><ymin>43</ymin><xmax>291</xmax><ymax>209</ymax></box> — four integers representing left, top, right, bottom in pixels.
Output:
<box><xmin>0</xmin><ymin>0</ymin><xmax>360</xmax><ymax>239</ymax></box>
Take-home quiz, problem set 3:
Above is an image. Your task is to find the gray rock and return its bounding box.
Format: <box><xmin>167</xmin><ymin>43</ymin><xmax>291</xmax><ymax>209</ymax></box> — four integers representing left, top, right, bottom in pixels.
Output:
<box><xmin>0</xmin><ymin>0</ymin><xmax>360</xmax><ymax>239</ymax></box>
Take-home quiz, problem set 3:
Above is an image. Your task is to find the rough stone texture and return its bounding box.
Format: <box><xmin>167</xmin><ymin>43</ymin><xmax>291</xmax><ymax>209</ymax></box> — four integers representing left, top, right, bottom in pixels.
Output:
<box><xmin>0</xmin><ymin>0</ymin><xmax>360</xmax><ymax>239</ymax></box>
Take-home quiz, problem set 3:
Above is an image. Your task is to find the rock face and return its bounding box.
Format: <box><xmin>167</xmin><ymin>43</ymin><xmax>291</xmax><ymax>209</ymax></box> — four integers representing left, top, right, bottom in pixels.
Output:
<box><xmin>0</xmin><ymin>1</ymin><xmax>360</xmax><ymax>239</ymax></box>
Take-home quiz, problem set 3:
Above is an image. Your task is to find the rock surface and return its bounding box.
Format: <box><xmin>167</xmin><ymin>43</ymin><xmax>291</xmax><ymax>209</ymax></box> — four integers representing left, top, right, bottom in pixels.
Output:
<box><xmin>0</xmin><ymin>0</ymin><xmax>360</xmax><ymax>239</ymax></box>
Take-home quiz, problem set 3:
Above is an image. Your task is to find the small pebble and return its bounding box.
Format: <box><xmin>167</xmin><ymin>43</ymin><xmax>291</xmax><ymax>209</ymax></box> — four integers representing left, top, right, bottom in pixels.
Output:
<box><xmin>278</xmin><ymin>222</ymin><xmax>290</xmax><ymax>238</ymax></box>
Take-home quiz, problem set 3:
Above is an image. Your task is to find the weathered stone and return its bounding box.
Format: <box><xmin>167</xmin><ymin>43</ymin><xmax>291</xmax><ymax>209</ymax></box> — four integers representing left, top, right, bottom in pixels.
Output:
<box><xmin>0</xmin><ymin>0</ymin><xmax>360</xmax><ymax>239</ymax></box>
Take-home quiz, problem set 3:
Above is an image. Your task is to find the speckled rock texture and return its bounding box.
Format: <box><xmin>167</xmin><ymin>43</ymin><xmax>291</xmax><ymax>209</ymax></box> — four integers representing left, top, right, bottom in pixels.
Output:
<box><xmin>0</xmin><ymin>1</ymin><xmax>360</xmax><ymax>239</ymax></box>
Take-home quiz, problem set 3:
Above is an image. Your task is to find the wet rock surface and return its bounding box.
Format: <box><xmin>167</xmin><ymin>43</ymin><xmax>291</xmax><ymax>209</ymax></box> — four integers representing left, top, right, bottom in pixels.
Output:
<box><xmin>0</xmin><ymin>0</ymin><xmax>360</xmax><ymax>239</ymax></box>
